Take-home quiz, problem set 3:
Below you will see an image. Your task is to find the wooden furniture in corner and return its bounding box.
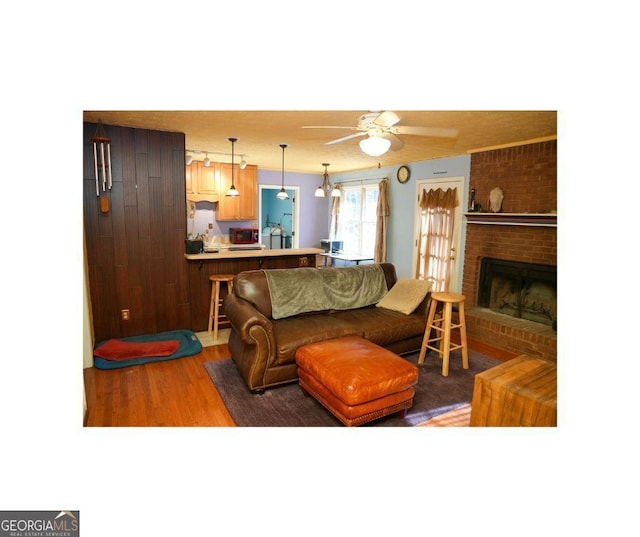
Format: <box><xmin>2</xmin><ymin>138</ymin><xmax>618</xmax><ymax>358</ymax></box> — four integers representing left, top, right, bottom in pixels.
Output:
<box><xmin>470</xmin><ymin>355</ymin><xmax>557</xmax><ymax>427</ymax></box>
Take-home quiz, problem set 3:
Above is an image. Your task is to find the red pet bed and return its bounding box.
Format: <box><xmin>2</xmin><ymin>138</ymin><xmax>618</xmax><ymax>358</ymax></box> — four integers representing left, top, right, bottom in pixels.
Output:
<box><xmin>93</xmin><ymin>330</ymin><xmax>202</xmax><ymax>369</ymax></box>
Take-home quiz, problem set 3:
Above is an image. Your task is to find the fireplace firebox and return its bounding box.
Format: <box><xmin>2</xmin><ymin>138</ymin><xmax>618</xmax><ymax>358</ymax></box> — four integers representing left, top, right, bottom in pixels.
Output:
<box><xmin>478</xmin><ymin>258</ymin><xmax>557</xmax><ymax>330</ymax></box>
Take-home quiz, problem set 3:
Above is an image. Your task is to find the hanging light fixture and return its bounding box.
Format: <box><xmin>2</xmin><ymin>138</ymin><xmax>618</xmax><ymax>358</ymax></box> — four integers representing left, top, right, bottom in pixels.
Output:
<box><xmin>276</xmin><ymin>144</ymin><xmax>289</xmax><ymax>200</ymax></box>
<box><xmin>315</xmin><ymin>163</ymin><xmax>340</xmax><ymax>198</ymax></box>
<box><xmin>359</xmin><ymin>131</ymin><xmax>391</xmax><ymax>157</ymax></box>
<box><xmin>226</xmin><ymin>137</ymin><xmax>240</xmax><ymax>197</ymax></box>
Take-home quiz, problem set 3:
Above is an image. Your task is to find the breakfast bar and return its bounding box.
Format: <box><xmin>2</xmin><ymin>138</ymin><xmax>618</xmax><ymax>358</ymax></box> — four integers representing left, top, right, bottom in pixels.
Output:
<box><xmin>185</xmin><ymin>248</ymin><xmax>324</xmax><ymax>332</ymax></box>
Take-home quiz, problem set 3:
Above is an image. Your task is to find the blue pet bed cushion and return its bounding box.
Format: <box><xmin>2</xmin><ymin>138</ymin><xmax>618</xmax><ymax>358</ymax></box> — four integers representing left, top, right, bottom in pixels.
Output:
<box><xmin>93</xmin><ymin>329</ymin><xmax>202</xmax><ymax>370</ymax></box>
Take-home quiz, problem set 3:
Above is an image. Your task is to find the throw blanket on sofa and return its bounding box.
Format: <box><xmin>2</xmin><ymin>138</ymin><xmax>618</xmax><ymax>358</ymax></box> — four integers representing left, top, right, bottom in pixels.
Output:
<box><xmin>265</xmin><ymin>264</ymin><xmax>388</xmax><ymax>320</ymax></box>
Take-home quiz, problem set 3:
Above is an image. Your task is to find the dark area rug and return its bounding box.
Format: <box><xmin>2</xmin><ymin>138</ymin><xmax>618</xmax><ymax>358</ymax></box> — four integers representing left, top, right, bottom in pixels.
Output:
<box><xmin>203</xmin><ymin>350</ymin><xmax>502</xmax><ymax>427</ymax></box>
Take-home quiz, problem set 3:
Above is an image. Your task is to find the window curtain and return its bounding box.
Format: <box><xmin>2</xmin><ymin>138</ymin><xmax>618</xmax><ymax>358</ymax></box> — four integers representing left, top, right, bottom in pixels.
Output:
<box><xmin>329</xmin><ymin>185</ymin><xmax>342</xmax><ymax>241</ymax></box>
<box><xmin>416</xmin><ymin>187</ymin><xmax>458</xmax><ymax>291</ymax></box>
<box><xmin>374</xmin><ymin>179</ymin><xmax>390</xmax><ymax>263</ymax></box>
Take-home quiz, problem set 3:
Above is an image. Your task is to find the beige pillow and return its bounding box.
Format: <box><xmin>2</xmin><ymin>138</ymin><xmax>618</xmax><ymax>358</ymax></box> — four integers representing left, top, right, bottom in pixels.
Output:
<box><xmin>376</xmin><ymin>278</ymin><xmax>432</xmax><ymax>315</ymax></box>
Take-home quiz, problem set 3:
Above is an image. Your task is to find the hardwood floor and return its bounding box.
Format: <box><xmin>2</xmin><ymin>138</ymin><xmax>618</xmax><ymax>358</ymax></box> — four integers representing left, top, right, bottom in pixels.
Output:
<box><xmin>83</xmin><ymin>338</ymin><xmax>517</xmax><ymax>427</ymax></box>
<box><xmin>84</xmin><ymin>344</ymin><xmax>235</xmax><ymax>427</ymax></box>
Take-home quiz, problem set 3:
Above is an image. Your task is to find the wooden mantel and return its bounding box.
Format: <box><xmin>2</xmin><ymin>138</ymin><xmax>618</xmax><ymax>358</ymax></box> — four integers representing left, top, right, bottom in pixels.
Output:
<box><xmin>465</xmin><ymin>212</ymin><xmax>557</xmax><ymax>227</ymax></box>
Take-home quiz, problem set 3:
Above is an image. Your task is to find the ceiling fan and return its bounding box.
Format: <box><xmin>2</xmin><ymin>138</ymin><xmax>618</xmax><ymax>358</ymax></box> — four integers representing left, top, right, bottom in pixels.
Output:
<box><xmin>302</xmin><ymin>111</ymin><xmax>458</xmax><ymax>156</ymax></box>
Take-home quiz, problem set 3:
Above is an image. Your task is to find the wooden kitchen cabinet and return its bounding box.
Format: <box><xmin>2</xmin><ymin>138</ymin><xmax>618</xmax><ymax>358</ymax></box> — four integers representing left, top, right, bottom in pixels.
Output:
<box><xmin>186</xmin><ymin>161</ymin><xmax>219</xmax><ymax>201</ymax></box>
<box><xmin>217</xmin><ymin>163</ymin><xmax>258</xmax><ymax>221</ymax></box>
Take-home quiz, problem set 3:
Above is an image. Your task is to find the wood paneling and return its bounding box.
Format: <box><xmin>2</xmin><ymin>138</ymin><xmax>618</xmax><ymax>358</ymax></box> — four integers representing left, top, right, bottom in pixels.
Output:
<box><xmin>83</xmin><ymin>122</ymin><xmax>189</xmax><ymax>342</ymax></box>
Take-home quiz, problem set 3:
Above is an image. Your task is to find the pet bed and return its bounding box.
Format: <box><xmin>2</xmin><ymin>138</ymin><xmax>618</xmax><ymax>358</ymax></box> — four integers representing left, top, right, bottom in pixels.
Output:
<box><xmin>93</xmin><ymin>329</ymin><xmax>202</xmax><ymax>370</ymax></box>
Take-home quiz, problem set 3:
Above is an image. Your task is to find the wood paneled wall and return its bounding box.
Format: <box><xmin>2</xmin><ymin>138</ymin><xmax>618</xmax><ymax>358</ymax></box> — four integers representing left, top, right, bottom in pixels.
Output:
<box><xmin>83</xmin><ymin>122</ymin><xmax>189</xmax><ymax>342</ymax></box>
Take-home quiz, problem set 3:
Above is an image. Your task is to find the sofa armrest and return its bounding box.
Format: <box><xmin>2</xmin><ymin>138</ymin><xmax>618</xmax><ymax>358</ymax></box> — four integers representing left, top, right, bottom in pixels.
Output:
<box><xmin>224</xmin><ymin>293</ymin><xmax>275</xmax><ymax>344</ymax></box>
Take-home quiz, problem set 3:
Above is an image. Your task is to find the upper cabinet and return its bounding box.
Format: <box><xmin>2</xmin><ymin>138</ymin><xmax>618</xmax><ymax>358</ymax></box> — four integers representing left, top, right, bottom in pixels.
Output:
<box><xmin>186</xmin><ymin>161</ymin><xmax>219</xmax><ymax>202</ymax></box>
<box><xmin>217</xmin><ymin>163</ymin><xmax>258</xmax><ymax>221</ymax></box>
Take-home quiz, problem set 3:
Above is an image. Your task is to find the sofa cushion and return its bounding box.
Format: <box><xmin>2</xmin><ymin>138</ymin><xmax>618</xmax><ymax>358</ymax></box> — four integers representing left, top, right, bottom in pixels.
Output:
<box><xmin>376</xmin><ymin>278</ymin><xmax>433</xmax><ymax>315</ymax></box>
<box><xmin>271</xmin><ymin>314</ymin><xmax>363</xmax><ymax>366</ymax></box>
<box><xmin>332</xmin><ymin>307</ymin><xmax>427</xmax><ymax>347</ymax></box>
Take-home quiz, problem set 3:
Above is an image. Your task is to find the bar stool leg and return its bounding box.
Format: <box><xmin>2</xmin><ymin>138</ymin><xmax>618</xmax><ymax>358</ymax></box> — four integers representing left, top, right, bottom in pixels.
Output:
<box><xmin>459</xmin><ymin>301</ymin><xmax>469</xmax><ymax>370</ymax></box>
<box><xmin>441</xmin><ymin>302</ymin><xmax>453</xmax><ymax>376</ymax></box>
<box><xmin>208</xmin><ymin>280</ymin><xmax>222</xmax><ymax>337</ymax></box>
<box><xmin>207</xmin><ymin>281</ymin><xmax>215</xmax><ymax>335</ymax></box>
<box><xmin>418</xmin><ymin>299</ymin><xmax>438</xmax><ymax>365</ymax></box>
<box><xmin>213</xmin><ymin>281</ymin><xmax>223</xmax><ymax>340</ymax></box>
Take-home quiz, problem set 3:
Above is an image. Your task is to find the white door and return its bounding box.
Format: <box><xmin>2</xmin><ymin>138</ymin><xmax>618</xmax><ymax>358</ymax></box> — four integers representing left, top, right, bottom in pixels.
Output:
<box><xmin>412</xmin><ymin>177</ymin><xmax>465</xmax><ymax>292</ymax></box>
<box><xmin>258</xmin><ymin>185</ymin><xmax>300</xmax><ymax>249</ymax></box>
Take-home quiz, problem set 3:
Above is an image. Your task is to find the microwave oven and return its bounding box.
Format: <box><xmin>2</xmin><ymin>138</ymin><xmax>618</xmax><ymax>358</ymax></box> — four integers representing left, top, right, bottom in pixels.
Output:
<box><xmin>230</xmin><ymin>228</ymin><xmax>259</xmax><ymax>244</ymax></box>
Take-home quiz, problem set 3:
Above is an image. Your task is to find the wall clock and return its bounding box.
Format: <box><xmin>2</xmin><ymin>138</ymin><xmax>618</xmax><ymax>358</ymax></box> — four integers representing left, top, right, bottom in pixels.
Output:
<box><xmin>397</xmin><ymin>165</ymin><xmax>410</xmax><ymax>184</ymax></box>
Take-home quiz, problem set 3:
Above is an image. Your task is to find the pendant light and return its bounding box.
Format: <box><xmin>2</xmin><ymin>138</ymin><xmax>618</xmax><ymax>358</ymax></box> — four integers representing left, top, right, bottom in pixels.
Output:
<box><xmin>315</xmin><ymin>163</ymin><xmax>340</xmax><ymax>198</ymax></box>
<box><xmin>276</xmin><ymin>143</ymin><xmax>289</xmax><ymax>200</ymax></box>
<box><xmin>226</xmin><ymin>137</ymin><xmax>239</xmax><ymax>197</ymax></box>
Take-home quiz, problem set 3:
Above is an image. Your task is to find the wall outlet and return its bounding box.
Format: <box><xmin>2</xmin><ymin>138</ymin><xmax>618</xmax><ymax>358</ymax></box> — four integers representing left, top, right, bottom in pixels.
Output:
<box><xmin>121</xmin><ymin>309</ymin><xmax>130</xmax><ymax>321</ymax></box>
<box><xmin>208</xmin><ymin>223</ymin><xmax>213</xmax><ymax>229</ymax></box>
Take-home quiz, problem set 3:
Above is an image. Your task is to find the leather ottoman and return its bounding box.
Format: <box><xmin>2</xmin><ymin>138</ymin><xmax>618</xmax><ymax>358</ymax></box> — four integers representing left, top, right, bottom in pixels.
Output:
<box><xmin>295</xmin><ymin>335</ymin><xmax>419</xmax><ymax>426</ymax></box>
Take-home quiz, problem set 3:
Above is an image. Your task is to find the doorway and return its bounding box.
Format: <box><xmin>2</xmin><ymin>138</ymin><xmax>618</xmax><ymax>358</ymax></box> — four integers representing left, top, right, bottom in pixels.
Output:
<box><xmin>412</xmin><ymin>177</ymin><xmax>465</xmax><ymax>292</ymax></box>
<box><xmin>258</xmin><ymin>185</ymin><xmax>299</xmax><ymax>249</ymax></box>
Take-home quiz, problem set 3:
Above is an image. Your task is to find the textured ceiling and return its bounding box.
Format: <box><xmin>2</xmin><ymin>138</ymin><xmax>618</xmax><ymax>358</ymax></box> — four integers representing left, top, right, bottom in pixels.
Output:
<box><xmin>83</xmin><ymin>110</ymin><xmax>557</xmax><ymax>174</ymax></box>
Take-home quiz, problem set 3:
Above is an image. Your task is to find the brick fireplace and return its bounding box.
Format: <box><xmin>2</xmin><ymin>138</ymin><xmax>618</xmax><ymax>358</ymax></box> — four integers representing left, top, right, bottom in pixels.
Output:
<box><xmin>462</xmin><ymin>140</ymin><xmax>557</xmax><ymax>362</ymax></box>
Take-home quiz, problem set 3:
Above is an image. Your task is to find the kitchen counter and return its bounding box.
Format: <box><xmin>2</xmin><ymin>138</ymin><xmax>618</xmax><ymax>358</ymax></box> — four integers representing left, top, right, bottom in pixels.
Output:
<box><xmin>184</xmin><ymin>247</ymin><xmax>324</xmax><ymax>332</ymax></box>
<box><xmin>184</xmin><ymin>247</ymin><xmax>323</xmax><ymax>261</ymax></box>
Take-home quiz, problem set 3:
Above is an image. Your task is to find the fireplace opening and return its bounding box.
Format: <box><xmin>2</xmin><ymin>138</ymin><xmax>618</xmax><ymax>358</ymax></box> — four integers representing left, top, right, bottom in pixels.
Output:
<box><xmin>478</xmin><ymin>258</ymin><xmax>557</xmax><ymax>330</ymax></box>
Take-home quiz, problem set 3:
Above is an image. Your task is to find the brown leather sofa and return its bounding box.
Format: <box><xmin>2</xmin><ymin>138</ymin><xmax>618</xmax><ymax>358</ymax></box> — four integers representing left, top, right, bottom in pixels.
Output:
<box><xmin>223</xmin><ymin>263</ymin><xmax>430</xmax><ymax>392</ymax></box>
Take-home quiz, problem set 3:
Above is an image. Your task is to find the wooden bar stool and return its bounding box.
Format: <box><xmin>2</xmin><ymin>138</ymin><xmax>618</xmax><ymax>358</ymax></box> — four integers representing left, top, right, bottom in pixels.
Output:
<box><xmin>208</xmin><ymin>274</ymin><xmax>235</xmax><ymax>340</ymax></box>
<box><xmin>418</xmin><ymin>292</ymin><xmax>469</xmax><ymax>376</ymax></box>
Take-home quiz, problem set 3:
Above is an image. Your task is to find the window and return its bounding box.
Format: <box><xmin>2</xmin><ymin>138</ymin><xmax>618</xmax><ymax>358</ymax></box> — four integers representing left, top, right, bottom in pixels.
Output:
<box><xmin>337</xmin><ymin>185</ymin><xmax>379</xmax><ymax>256</ymax></box>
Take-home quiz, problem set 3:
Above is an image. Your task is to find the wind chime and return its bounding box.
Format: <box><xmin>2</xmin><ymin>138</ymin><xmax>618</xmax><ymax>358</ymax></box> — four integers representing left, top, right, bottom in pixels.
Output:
<box><xmin>92</xmin><ymin>121</ymin><xmax>112</xmax><ymax>212</ymax></box>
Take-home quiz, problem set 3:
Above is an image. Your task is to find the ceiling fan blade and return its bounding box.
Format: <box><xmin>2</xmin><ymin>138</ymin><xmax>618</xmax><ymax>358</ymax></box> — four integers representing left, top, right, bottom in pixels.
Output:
<box><xmin>382</xmin><ymin>132</ymin><xmax>404</xmax><ymax>151</ymax></box>
<box><xmin>325</xmin><ymin>132</ymin><xmax>366</xmax><ymax>145</ymax></box>
<box><xmin>373</xmin><ymin>110</ymin><xmax>401</xmax><ymax>127</ymax></box>
<box><xmin>393</xmin><ymin>126</ymin><xmax>459</xmax><ymax>138</ymax></box>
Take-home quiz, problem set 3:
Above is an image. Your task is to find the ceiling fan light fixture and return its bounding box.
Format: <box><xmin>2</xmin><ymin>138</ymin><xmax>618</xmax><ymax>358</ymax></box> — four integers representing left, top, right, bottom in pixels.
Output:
<box><xmin>359</xmin><ymin>135</ymin><xmax>391</xmax><ymax>157</ymax></box>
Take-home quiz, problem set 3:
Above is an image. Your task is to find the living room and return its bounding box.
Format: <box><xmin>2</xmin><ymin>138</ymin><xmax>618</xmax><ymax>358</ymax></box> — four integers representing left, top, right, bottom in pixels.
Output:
<box><xmin>82</xmin><ymin>111</ymin><xmax>557</xmax><ymax>429</ymax></box>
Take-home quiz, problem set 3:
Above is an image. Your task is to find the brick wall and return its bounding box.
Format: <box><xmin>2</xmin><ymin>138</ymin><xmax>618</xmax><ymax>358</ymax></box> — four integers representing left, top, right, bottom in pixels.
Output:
<box><xmin>469</xmin><ymin>140</ymin><xmax>557</xmax><ymax>214</ymax></box>
<box><xmin>462</xmin><ymin>140</ymin><xmax>557</xmax><ymax>361</ymax></box>
<box><xmin>463</xmin><ymin>140</ymin><xmax>557</xmax><ymax>307</ymax></box>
